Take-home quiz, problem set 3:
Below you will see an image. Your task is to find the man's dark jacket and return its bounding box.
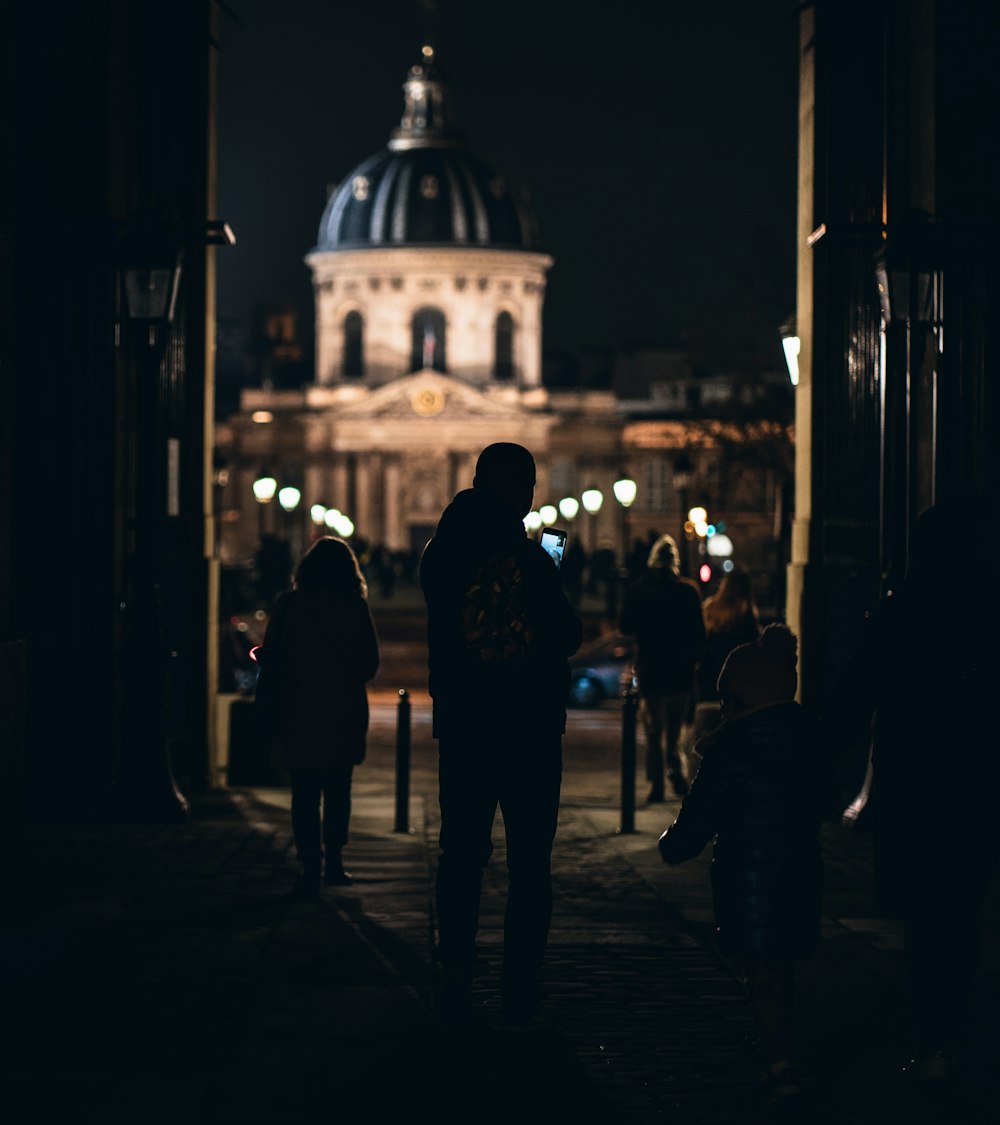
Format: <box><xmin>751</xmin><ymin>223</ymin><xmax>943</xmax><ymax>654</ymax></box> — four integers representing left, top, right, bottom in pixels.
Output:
<box><xmin>419</xmin><ymin>487</ymin><xmax>582</xmax><ymax>739</ymax></box>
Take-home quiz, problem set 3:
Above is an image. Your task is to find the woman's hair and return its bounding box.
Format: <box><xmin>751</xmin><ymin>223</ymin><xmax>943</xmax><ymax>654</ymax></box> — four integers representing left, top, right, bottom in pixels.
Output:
<box><xmin>703</xmin><ymin>568</ymin><xmax>758</xmax><ymax>634</ymax></box>
<box><xmin>293</xmin><ymin>536</ymin><xmax>367</xmax><ymax>599</ymax></box>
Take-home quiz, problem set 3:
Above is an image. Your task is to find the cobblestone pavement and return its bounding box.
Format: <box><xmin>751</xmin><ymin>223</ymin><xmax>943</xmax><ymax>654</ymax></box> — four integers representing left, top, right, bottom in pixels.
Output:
<box><xmin>4</xmin><ymin>692</ymin><xmax>999</xmax><ymax>1124</ymax></box>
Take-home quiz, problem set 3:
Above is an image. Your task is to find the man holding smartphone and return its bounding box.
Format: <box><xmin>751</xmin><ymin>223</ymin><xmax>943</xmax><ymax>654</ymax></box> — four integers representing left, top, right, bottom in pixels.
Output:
<box><xmin>420</xmin><ymin>442</ymin><xmax>582</xmax><ymax>1028</ymax></box>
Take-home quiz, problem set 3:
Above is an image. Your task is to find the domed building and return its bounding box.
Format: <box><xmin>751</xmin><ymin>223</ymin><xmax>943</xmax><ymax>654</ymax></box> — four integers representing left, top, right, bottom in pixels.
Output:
<box><xmin>308</xmin><ymin>46</ymin><xmax>549</xmax><ymax>391</ymax></box>
<box><xmin>218</xmin><ymin>47</ymin><xmax>623</xmax><ymax>562</ymax></box>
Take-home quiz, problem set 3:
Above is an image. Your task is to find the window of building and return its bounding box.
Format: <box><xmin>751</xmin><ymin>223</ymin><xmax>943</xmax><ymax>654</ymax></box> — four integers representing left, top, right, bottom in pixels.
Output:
<box><xmin>642</xmin><ymin>457</ymin><xmax>671</xmax><ymax>512</ymax></box>
<box><xmin>549</xmin><ymin>458</ymin><xmax>575</xmax><ymax>499</ymax></box>
<box><xmin>494</xmin><ymin>311</ymin><xmax>514</xmax><ymax>381</ymax></box>
<box><xmin>343</xmin><ymin>311</ymin><xmax>363</xmax><ymax>378</ymax></box>
<box><xmin>411</xmin><ymin>307</ymin><xmax>446</xmax><ymax>372</ymax></box>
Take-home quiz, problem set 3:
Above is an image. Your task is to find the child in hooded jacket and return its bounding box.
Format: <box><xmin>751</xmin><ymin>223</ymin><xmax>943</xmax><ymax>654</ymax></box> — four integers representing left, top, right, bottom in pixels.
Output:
<box><xmin>658</xmin><ymin>624</ymin><xmax>837</xmax><ymax>1105</ymax></box>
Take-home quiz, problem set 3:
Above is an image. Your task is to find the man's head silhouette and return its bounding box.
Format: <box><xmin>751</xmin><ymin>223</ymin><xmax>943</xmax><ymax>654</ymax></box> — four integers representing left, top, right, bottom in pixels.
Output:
<box><xmin>473</xmin><ymin>443</ymin><xmax>537</xmax><ymax>520</ymax></box>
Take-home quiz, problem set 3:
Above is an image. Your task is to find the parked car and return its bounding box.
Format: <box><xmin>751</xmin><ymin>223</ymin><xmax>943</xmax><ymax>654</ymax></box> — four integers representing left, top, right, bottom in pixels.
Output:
<box><xmin>568</xmin><ymin>631</ymin><xmax>634</xmax><ymax>707</ymax></box>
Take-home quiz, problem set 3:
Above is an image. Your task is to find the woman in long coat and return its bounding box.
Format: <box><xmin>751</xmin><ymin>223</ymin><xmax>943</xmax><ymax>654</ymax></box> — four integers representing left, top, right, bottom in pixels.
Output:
<box><xmin>259</xmin><ymin>536</ymin><xmax>379</xmax><ymax>896</ymax></box>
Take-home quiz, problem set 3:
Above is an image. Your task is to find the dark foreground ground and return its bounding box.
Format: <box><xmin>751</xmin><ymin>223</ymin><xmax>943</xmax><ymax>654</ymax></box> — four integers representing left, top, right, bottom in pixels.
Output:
<box><xmin>4</xmin><ymin>606</ymin><xmax>999</xmax><ymax>1124</ymax></box>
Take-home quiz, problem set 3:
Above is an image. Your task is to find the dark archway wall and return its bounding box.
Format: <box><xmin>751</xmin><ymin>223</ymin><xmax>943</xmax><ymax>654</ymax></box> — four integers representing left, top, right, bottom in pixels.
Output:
<box><xmin>792</xmin><ymin>0</ymin><xmax>1000</xmax><ymax>716</ymax></box>
<box><xmin>4</xmin><ymin>1</ymin><xmax>220</xmax><ymax>822</ymax></box>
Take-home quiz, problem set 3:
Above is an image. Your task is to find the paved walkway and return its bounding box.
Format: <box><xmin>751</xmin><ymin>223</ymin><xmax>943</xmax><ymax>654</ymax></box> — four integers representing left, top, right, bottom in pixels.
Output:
<box><xmin>4</xmin><ymin>691</ymin><xmax>999</xmax><ymax>1124</ymax></box>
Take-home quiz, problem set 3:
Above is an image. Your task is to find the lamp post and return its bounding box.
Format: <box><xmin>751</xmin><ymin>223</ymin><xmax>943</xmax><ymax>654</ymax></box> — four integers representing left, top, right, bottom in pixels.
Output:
<box><xmin>323</xmin><ymin>508</ymin><xmax>355</xmax><ymax>539</ymax></box>
<box><xmin>613</xmin><ymin>474</ymin><xmax>637</xmax><ymax>567</ymax></box>
<box><xmin>278</xmin><ymin>485</ymin><xmax>302</xmax><ymax>560</ymax></box>
<box><xmin>310</xmin><ymin>502</ymin><xmax>328</xmax><ymax>546</ymax></box>
<box><xmin>252</xmin><ymin>470</ymin><xmax>277</xmax><ymax>542</ymax></box>
<box><xmin>581</xmin><ymin>486</ymin><xmax>603</xmax><ymax>555</ymax></box>
<box><xmin>118</xmin><ymin>249</ymin><xmax>189</xmax><ymax>821</ymax></box>
<box><xmin>672</xmin><ymin>451</ymin><xmax>694</xmax><ymax>576</ymax></box>
<box><xmin>608</xmin><ymin>476</ymin><xmax>636</xmax><ymax>620</ymax></box>
<box><xmin>558</xmin><ymin>495</ymin><xmax>580</xmax><ymax>527</ymax></box>
<box><xmin>689</xmin><ymin>506</ymin><xmax>710</xmax><ymax>584</ymax></box>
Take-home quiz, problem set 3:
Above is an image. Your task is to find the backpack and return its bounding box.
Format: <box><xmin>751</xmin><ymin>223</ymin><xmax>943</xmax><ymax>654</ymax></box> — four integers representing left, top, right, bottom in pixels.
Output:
<box><xmin>461</xmin><ymin>553</ymin><xmax>535</xmax><ymax>664</ymax></box>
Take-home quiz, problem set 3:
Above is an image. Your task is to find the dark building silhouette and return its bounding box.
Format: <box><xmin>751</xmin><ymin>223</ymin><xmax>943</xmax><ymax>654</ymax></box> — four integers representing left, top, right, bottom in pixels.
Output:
<box><xmin>786</xmin><ymin>0</ymin><xmax>999</xmax><ymax>707</ymax></box>
<box><xmin>3</xmin><ymin>1</ymin><xmax>234</xmax><ymax>824</ymax></box>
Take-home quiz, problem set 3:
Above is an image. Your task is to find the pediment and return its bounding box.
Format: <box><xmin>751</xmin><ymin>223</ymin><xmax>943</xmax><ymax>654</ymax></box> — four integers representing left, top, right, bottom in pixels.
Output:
<box><xmin>335</xmin><ymin>371</ymin><xmax>528</xmax><ymax>421</ymax></box>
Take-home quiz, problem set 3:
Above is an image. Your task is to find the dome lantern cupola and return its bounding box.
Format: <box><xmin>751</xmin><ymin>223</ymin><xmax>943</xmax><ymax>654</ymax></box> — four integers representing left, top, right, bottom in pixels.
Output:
<box><xmin>312</xmin><ymin>47</ymin><xmax>540</xmax><ymax>251</ymax></box>
<box><xmin>390</xmin><ymin>45</ymin><xmax>461</xmax><ymax>151</ymax></box>
<box><xmin>305</xmin><ymin>45</ymin><xmax>553</xmax><ymax>394</ymax></box>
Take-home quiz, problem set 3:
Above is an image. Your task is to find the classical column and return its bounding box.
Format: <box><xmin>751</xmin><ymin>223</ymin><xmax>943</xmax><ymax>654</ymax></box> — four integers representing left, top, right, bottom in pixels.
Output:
<box><xmin>384</xmin><ymin>457</ymin><xmax>401</xmax><ymax>550</ymax></box>
<box><xmin>333</xmin><ymin>458</ymin><xmax>350</xmax><ymax>515</ymax></box>
<box><xmin>355</xmin><ymin>456</ymin><xmax>372</xmax><ymax>543</ymax></box>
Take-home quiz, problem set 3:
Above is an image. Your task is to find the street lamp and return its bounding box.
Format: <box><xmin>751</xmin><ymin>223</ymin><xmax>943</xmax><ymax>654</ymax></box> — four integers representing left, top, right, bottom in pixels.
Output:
<box><xmin>278</xmin><ymin>486</ymin><xmax>302</xmax><ymax>559</ymax></box>
<box><xmin>688</xmin><ymin>506</ymin><xmax>716</xmax><ymax>584</ymax></box>
<box><xmin>323</xmin><ymin>508</ymin><xmax>355</xmax><ymax>538</ymax></box>
<box><xmin>252</xmin><ymin>473</ymin><xmax>277</xmax><ymax>503</ymax></box>
<box><xmin>278</xmin><ymin>486</ymin><xmax>301</xmax><ymax>511</ymax></box>
<box><xmin>119</xmin><ymin>246</ymin><xmax>189</xmax><ymax>821</ymax></box>
<box><xmin>123</xmin><ymin>257</ymin><xmax>183</xmax><ymax>349</ymax></box>
<box><xmin>672</xmin><ymin>452</ymin><xmax>694</xmax><ymax>576</ymax></box>
<box><xmin>779</xmin><ymin>318</ymin><xmax>800</xmax><ymax>387</ymax></box>
<box><xmin>253</xmin><ymin>471</ymin><xmax>277</xmax><ymax>540</ymax></box>
<box><xmin>874</xmin><ymin>219</ymin><xmax>939</xmax><ymax>326</ymax></box>
<box><xmin>612</xmin><ymin>476</ymin><xmax>637</xmax><ymax>508</ymax></box>
<box><xmin>539</xmin><ymin>503</ymin><xmax>558</xmax><ymax>527</ymax></box>
<box><xmin>558</xmin><ymin>496</ymin><xmax>580</xmax><ymax>523</ymax></box>
<box><xmin>581</xmin><ymin>486</ymin><xmax>603</xmax><ymax>554</ymax></box>
<box><xmin>874</xmin><ymin>216</ymin><xmax>941</xmax><ymax>588</ymax></box>
<box><xmin>612</xmin><ymin>474</ymin><xmax>637</xmax><ymax>567</ymax></box>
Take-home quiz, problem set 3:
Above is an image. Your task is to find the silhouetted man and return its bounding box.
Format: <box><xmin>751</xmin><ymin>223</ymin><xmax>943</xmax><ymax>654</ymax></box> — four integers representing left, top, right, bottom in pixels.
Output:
<box><xmin>420</xmin><ymin>442</ymin><xmax>582</xmax><ymax>1027</ymax></box>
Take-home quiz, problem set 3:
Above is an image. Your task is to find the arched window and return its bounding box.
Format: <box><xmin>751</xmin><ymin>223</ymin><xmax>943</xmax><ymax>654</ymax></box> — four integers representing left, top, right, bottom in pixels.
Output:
<box><xmin>494</xmin><ymin>311</ymin><xmax>514</xmax><ymax>381</ymax></box>
<box><xmin>411</xmin><ymin>307</ymin><xmax>446</xmax><ymax>372</ymax></box>
<box><xmin>343</xmin><ymin>311</ymin><xmax>363</xmax><ymax>378</ymax></box>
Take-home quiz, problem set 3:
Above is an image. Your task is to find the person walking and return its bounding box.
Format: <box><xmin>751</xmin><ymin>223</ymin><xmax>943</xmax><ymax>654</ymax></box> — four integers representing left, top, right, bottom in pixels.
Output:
<box><xmin>836</xmin><ymin>502</ymin><xmax>997</xmax><ymax>1085</ymax></box>
<box><xmin>419</xmin><ymin>442</ymin><xmax>582</xmax><ymax>1027</ymax></box>
<box><xmin>691</xmin><ymin>567</ymin><xmax>761</xmax><ymax>744</ymax></box>
<box><xmin>257</xmin><ymin>535</ymin><xmax>380</xmax><ymax>898</ymax></box>
<box><xmin>658</xmin><ymin>624</ymin><xmax>837</xmax><ymax>1108</ymax></box>
<box><xmin>620</xmin><ymin>533</ymin><xmax>705</xmax><ymax>800</ymax></box>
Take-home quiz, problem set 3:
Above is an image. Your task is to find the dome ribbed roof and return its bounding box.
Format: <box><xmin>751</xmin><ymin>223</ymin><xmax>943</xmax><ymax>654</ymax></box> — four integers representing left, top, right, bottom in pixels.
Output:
<box><xmin>314</xmin><ymin>49</ymin><xmax>540</xmax><ymax>252</ymax></box>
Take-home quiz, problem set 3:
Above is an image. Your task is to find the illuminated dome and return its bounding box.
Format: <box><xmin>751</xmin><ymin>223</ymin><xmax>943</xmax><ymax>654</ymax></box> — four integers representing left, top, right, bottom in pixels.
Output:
<box><xmin>314</xmin><ymin>47</ymin><xmax>540</xmax><ymax>252</ymax></box>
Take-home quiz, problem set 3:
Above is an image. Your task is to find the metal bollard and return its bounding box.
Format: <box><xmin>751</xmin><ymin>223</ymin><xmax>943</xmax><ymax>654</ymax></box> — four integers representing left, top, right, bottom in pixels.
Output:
<box><xmin>394</xmin><ymin>688</ymin><xmax>411</xmax><ymax>833</ymax></box>
<box><xmin>619</xmin><ymin>687</ymin><xmax>638</xmax><ymax>834</ymax></box>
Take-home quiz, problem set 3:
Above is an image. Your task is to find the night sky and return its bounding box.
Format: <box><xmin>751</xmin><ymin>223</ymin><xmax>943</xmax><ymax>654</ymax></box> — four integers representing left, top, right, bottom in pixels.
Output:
<box><xmin>216</xmin><ymin>0</ymin><xmax>800</xmax><ymax>371</ymax></box>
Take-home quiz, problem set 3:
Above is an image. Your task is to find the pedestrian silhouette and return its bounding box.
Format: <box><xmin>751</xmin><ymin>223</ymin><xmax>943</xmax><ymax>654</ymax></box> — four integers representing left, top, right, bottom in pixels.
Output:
<box><xmin>691</xmin><ymin>567</ymin><xmax>762</xmax><ymax>746</ymax></box>
<box><xmin>836</xmin><ymin>501</ymin><xmax>997</xmax><ymax>1084</ymax></box>
<box><xmin>257</xmin><ymin>535</ymin><xmax>379</xmax><ymax>897</ymax></box>
<box><xmin>420</xmin><ymin>442</ymin><xmax>582</xmax><ymax>1027</ymax></box>
<box><xmin>255</xmin><ymin>533</ymin><xmax>293</xmax><ymax>606</ymax></box>
<box><xmin>561</xmin><ymin>539</ymin><xmax>586</xmax><ymax>604</ymax></box>
<box><xmin>620</xmin><ymin>533</ymin><xmax>706</xmax><ymax>800</ymax></box>
<box><xmin>658</xmin><ymin>624</ymin><xmax>837</xmax><ymax>1108</ymax></box>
